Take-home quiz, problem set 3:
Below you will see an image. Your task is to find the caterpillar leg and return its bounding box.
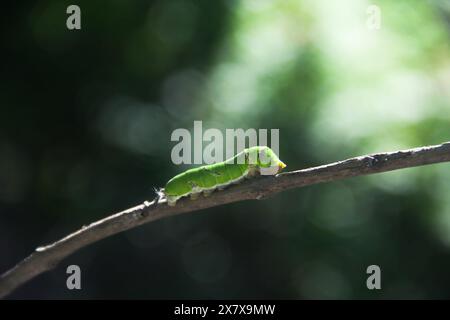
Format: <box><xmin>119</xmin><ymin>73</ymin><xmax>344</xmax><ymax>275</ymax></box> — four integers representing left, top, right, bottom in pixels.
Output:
<box><xmin>203</xmin><ymin>190</ymin><xmax>214</xmax><ymax>197</ymax></box>
<box><xmin>166</xmin><ymin>196</ymin><xmax>177</xmax><ymax>207</ymax></box>
<box><xmin>246</xmin><ymin>166</ymin><xmax>260</xmax><ymax>178</ymax></box>
<box><xmin>190</xmin><ymin>192</ymin><xmax>200</xmax><ymax>200</ymax></box>
<box><xmin>259</xmin><ymin>166</ymin><xmax>278</xmax><ymax>176</ymax></box>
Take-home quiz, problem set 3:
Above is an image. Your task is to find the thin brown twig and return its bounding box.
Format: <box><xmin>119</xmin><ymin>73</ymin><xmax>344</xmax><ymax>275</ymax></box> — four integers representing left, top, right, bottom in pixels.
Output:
<box><xmin>1</xmin><ymin>141</ymin><xmax>450</xmax><ymax>298</ymax></box>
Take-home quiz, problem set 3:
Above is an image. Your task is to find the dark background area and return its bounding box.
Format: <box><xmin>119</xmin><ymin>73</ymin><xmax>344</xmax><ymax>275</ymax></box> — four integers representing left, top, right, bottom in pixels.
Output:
<box><xmin>1</xmin><ymin>0</ymin><xmax>450</xmax><ymax>299</ymax></box>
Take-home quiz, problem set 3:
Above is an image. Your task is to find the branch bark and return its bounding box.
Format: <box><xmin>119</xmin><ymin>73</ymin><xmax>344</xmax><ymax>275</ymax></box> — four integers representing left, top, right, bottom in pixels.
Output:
<box><xmin>1</xmin><ymin>141</ymin><xmax>450</xmax><ymax>298</ymax></box>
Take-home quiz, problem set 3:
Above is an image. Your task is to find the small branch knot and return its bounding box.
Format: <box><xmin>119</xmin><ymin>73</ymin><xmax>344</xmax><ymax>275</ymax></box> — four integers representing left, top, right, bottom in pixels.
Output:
<box><xmin>366</xmin><ymin>154</ymin><xmax>387</xmax><ymax>167</ymax></box>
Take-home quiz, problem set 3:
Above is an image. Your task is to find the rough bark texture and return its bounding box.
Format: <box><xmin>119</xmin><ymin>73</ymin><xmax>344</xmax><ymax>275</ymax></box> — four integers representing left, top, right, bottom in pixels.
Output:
<box><xmin>1</xmin><ymin>141</ymin><xmax>449</xmax><ymax>298</ymax></box>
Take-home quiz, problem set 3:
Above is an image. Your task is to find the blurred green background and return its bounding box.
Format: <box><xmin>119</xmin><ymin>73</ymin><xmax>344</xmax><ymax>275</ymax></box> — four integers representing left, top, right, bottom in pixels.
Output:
<box><xmin>1</xmin><ymin>0</ymin><xmax>450</xmax><ymax>299</ymax></box>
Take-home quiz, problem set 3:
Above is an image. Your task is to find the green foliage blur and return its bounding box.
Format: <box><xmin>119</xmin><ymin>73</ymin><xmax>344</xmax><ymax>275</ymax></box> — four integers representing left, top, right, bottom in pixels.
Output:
<box><xmin>1</xmin><ymin>0</ymin><xmax>449</xmax><ymax>299</ymax></box>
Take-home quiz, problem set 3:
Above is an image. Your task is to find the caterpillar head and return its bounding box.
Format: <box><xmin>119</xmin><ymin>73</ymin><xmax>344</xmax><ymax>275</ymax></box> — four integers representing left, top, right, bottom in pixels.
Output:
<box><xmin>245</xmin><ymin>146</ymin><xmax>286</xmax><ymax>175</ymax></box>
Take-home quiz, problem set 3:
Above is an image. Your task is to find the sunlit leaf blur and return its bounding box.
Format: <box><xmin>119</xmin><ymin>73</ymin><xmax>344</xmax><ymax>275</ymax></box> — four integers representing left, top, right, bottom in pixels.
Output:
<box><xmin>1</xmin><ymin>0</ymin><xmax>449</xmax><ymax>298</ymax></box>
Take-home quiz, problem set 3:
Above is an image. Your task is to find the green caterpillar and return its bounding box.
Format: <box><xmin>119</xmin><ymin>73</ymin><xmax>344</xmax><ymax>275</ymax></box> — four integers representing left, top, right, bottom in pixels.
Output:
<box><xmin>163</xmin><ymin>146</ymin><xmax>286</xmax><ymax>206</ymax></box>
